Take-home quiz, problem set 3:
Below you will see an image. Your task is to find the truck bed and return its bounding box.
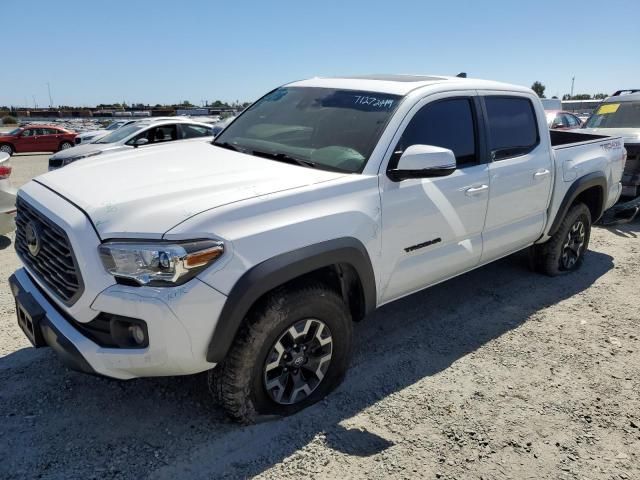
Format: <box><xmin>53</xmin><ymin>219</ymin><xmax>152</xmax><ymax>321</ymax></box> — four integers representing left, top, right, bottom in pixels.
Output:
<box><xmin>550</xmin><ymin>129</ymin><xmax>608</xmax><ymax>149</ymax></box>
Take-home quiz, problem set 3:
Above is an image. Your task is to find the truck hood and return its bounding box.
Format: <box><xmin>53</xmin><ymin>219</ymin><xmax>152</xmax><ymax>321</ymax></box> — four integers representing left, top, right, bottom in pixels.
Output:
<box><xmin>35</xmin><ymin>140</ymin><xmax>346</xmax><ymax>238</ymax></box>
<box><xmin>578</xmin><ymin>127</ymin><xmax>640</xmax><ymax>144</ymax></box>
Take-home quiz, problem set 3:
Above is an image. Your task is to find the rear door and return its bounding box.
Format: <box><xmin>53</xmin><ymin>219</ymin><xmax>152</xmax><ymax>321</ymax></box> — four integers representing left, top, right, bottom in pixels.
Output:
<box><xmin>41</xmin><ymin>128</ymin><xmax>60</xmax><ymax>151</ymax></box>
<box><xmin>479</xmin><ymin>94</ymin><xmax>553</xmax><ymax>262</ymax></box>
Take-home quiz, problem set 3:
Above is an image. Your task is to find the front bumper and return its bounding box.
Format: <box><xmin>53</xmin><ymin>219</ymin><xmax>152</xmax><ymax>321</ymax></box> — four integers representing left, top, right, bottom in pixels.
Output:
<box><xmin>10</xmin><ymin>267</ymin><xmax>226</xmax><ymax>379</ymax></box>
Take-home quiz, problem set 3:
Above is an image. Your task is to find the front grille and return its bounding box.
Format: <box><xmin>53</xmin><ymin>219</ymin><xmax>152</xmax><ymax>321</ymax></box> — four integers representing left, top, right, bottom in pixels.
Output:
<box><xmin>48</xmin><ymin>158</ymin><xmax>63</xmax><ymax>169</ymax></box>
<box><xmin>15</xmin><ymin>197</ymin><xmax>84</xmax><ymax>305</ymax></box>
<box><xmin>75</xmin><ymin>137</ymin><xmax>82</xmax><ymax>145</ymax></box>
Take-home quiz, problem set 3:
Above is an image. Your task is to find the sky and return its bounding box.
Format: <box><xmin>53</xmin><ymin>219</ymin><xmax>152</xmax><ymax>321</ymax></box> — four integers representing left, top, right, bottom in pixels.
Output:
<box><xmin>2</xmin><ymin>0</ymin><xmax>638</xmax><ymax>108</ymax></box>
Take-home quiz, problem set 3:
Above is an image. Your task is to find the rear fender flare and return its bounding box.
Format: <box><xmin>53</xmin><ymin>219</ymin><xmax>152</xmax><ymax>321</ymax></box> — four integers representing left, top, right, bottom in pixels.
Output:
<box><xmin>548</xmin><ymin>172</ymin><xmax>607</xmax><ymax>236</ymax></box>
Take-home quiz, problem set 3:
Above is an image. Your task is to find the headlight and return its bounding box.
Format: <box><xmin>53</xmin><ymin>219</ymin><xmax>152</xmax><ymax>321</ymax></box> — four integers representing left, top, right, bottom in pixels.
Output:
<box><xmin>63</xmin><ymin>151</ymin><xmax>102</xmax><ymax>165</ymax></box>
<box><xmin>98</xmin><ymin>239</ymin><xmax>224</xmax><ymax>286</ymax></box>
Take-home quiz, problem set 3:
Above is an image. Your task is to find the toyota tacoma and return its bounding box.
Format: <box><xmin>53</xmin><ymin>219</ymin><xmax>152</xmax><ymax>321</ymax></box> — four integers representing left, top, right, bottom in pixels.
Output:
<box><xmin>10</xmin><ymin>75</ymin><xmax>626</xmax><ymax>422</ymax></box>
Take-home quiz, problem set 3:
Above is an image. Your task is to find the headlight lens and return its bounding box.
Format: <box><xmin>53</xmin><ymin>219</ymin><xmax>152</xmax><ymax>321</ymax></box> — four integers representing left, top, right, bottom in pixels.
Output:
<box><xmin>98</xmin><ymin>240</ymin><xmax>224</xmax><ymax>286</ymax></box>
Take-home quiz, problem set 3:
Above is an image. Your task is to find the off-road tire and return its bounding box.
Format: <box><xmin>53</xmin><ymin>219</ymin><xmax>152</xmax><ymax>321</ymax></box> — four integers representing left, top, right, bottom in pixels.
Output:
<box><xmin>532</xmin><ymin>203</ymin><xmax>591</xmax><ymax>276</ymax></box>
<box><xmin>208</xmin><ymin>282</ymin><xmax>353</xmax><ymax>423</ymax></box>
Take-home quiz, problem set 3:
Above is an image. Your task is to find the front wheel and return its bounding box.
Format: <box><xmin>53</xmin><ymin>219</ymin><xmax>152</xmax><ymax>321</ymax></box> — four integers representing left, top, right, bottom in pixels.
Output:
<box><xmin>209</xmin><ymin>283</ymin><xmax>353</xmax><ymax>423</ymax></box>
<box><xmin>59</xmin><ymin>141</ymin><xmax>73</xmax><ymax>151</ymax></box>
<box><xmin>0</xmin><ymin>144</ymin><xmax>13</xmax><ymax>156</ymax></box>
<box><xmin>532</xmin><ymin>203</ymin><xmax>592</xmax><ymax>276</ymax></box>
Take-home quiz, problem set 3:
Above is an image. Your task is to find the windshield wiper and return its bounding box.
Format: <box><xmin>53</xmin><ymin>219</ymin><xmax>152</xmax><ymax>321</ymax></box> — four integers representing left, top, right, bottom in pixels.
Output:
<box><xmin>214</xmin><ymin>141</ymin><xmax>243</xmax><ymax>153</ymax></box>
<box><xmin>250</xmin><ymin>150</ymin><xmax>317</xmax><ymax>169</ymax></box>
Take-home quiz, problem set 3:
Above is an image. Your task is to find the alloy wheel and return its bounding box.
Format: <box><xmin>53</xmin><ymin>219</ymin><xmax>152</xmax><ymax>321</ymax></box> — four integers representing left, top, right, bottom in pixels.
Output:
<box><xmin>561</xmin><ymin>219</ymin><xmax>586</xmax><ymax>270</ymax></box>
<box><xmin>263</xmin><ymin>318</ymin><xmax>333</xmax><ymax>405</ymax></box>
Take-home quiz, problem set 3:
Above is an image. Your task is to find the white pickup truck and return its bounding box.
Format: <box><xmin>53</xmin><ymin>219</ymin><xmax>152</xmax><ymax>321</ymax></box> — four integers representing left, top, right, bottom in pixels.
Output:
<box><xmin>10</xmin><ymin>75</ymin><xmax>625</xmax><ymax>422</ymax></box>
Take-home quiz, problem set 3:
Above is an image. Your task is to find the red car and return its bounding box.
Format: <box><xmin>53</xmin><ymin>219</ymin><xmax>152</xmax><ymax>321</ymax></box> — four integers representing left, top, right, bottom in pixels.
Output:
<box><xmin>545</xmin><ymin>110</ymin><xmax>583</xmax><ymax>130</ymax></box>
<box><xmin>0</xmin><ymin>125</ymin><xmax>77</xmax><ymax>156</ymax></box>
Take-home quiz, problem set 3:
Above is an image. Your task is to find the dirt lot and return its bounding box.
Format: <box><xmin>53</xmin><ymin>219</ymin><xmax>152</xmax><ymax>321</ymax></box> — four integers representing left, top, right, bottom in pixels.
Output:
<box><xmin>0</xmin><ymin>153</ymin><xmax>638</xmax><ymax>480</ymax></box>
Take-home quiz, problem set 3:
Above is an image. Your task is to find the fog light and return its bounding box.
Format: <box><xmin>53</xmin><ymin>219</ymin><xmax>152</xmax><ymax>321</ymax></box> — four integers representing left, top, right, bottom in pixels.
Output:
<box><xmin>129</xmin><ymin>325</ymin><xmax>146</xmax><ymax>345</ymax></box>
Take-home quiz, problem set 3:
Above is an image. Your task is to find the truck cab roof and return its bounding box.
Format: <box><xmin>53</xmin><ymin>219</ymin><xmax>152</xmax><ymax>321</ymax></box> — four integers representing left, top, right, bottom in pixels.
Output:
<box><xmin>287</xmin><ymin>74</ymin><xmax>533</xmax><ymax>96</ymax></box>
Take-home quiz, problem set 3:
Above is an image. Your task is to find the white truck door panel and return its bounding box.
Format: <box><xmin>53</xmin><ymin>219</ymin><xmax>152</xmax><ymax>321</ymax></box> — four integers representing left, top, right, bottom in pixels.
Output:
<box><xmin>380</xmin><ymin>166</ymin><xmax>489</xmax><ymax>301</ymax></box>
<box><xmin>379</xmin><ymin>94</ymin><xmax>489</xmax><ymax>302</ymax></box>
<box><xmin>480</xmin><ymin>94</ymin><xmax>553</xmax><ymax>262</ymax></box>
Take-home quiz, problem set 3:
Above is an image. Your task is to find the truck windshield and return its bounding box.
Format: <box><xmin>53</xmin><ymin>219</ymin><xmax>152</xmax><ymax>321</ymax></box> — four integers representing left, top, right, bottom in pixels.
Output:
<box><xmin>95</xmin><ymin>124</ymin><xmax>146</xmax><ymax>144</ymax></box>
<box><xmin>213</xmin><ymin>87</ymin><xmax>401</xmax><ymax>173</ymax></box>
<box><xmin>585</xmin><ymin>101</ymin><xmax>640</xmax><ymax>128</ymax></box>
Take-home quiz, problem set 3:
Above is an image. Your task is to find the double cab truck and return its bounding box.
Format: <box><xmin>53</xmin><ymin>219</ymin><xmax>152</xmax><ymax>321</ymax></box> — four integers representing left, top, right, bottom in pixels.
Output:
<box><xmin>10</xmin><ymin>75</ymin><xmax>625</xmax><ymax>422</ymax></box>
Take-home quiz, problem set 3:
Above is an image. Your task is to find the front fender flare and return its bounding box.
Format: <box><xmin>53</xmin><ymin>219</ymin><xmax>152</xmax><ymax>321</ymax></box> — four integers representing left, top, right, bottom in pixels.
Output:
<box><xmin>206</xmin><ymin>237</ymin><xmax>376</xmax><ymax>363</ymax></box>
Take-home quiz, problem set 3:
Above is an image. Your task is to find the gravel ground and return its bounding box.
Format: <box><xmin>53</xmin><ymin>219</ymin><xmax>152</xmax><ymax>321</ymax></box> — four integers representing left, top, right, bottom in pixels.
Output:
<box><xmin>0</xmin><ymin>154</ymin><xmax>638</xmax><ymax>480</ymax></box>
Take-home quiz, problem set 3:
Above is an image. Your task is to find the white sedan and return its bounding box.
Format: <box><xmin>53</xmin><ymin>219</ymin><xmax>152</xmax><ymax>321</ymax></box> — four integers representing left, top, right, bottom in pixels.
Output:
<box><xmin>48</xmin><ymin>119</ymin><xmax>213</xmax><ymax>170</ymax></box>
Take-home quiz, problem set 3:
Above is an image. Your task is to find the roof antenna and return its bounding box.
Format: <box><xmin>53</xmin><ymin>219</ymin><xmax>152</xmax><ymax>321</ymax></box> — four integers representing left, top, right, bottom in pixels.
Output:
<box><xmin>456</xmin><ymin>72</ymin><xmax>467</xmax><ymax>78</ymax></box>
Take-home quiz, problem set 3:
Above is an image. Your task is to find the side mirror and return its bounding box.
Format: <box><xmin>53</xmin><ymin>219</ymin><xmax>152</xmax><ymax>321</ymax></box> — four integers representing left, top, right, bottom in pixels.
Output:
<box><xmin>133</xmin><ymin>138</ymin><xmax>149</xmax><ymax>148</ymax></box>
<box><xmin>388</xmin><ymin>145</ymin><xmax>457</xmax><ymax>182</ymax></box>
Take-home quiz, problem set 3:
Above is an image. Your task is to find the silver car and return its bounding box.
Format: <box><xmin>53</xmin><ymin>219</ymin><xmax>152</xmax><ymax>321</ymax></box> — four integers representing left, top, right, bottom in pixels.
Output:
<box><xmin>48</xmin><ymin>119</ymin><xmax>213</xmax><ymax>170</ymax></box>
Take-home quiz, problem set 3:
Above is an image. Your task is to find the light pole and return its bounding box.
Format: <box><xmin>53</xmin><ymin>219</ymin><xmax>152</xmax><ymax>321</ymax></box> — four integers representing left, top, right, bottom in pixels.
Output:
<box><xmin>47</xmin><ymin>82</ymin><xmax>53</xmax><ymax>108</ymax></box>
<box><xmin>570</xmin><ymin>76</ymin><xmax>575</xmax><ymax>98</ymax></box>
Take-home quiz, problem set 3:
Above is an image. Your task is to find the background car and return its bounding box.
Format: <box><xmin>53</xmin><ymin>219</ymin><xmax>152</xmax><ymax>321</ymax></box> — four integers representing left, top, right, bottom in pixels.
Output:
<box><xmin>48</xmin><ymin>119</ymin><xmax>213</xmax><ymax>170</ymax></box>
<box><xmin>0</xmin><ymin>152</ymin><xmax>16</xmax><ymax>235</ymax></box>
<box><xmin>74</xmin><ymin>119</ymin><xmax>135</xmax><ymax>145</ymax></box>
<box><xmin>211</xmin><ymin>116</ymin><xmax>235</xmax><ymax>136</ymax></box>
<box><xmin>0</xmin><ymin>125</ymin><xmax>76</xmax><ymax>156</ymax></box>
<box><xmin>580</xmin><ymin>90</ymin><xmax>640</xmax><ymax>197</ymax></box>
<box><xmin>545</xmin><ymin>110</ymin><xmax>583</xmax><ymax>129</ymax></box>
<box><xmin>73</xmin><ymin>117</ymin><xmax>186</xmax><ymax>145</ymax></box>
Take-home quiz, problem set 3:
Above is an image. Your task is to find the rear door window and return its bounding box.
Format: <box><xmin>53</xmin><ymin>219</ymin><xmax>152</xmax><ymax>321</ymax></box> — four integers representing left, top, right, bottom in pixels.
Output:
<box><xmin>484</xmin><ymin>97</ymin><xmax>539</xmax><ymax>160</ymax></box>
<box><xmin>566</xmin><ymin>114</ymin><xmax>580</xmax><ymax>128</ymax></box>
<box><xmin>180</xmin><ymin>124</ymin><xmax>212</xmax><ymax>139</ymax></box>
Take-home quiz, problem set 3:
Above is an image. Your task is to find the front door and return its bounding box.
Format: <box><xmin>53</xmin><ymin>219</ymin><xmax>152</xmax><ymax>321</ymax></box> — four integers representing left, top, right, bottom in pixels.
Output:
<box><xmin>479</xmin><ymin>94</ymin><xmax>553</xmax><ymax>262</ymax></box>
<box><xmin>379</xmin><ymin>94</ymin><xmax>490</xmax><ymax>303</ymax></box>
<box><xmin>15</xmin><ymin>128</ymin><xmax>38</xmax><ymax>153</ymax></box>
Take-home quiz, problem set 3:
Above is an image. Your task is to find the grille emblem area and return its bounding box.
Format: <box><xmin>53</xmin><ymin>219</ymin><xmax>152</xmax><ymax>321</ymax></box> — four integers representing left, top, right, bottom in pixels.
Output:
<box><xmin>25</xmin><ymin>221</ymin><xmax>42</xmax><ymax>257</ymax></box>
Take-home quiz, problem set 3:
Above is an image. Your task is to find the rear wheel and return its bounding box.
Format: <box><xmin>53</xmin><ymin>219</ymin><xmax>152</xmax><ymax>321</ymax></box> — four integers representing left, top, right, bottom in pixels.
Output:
<box><xmin>59</xmin><ymin>141</ymin><xmax>73</xmax><ymax>151</ymax></box>
<box><xmin>209</xmin><ymin>282</ymin><xmax>353</xmax><ymax>423</ymax></box>
<box><xmin>0</xmin><ymin>144</ymin><xmax>13</xmax><ymax>156</ymax></box>
<box><xmin>531</xmin><ymin>203</ymin><xmax>591</xmax><ymax>276</ymax></box>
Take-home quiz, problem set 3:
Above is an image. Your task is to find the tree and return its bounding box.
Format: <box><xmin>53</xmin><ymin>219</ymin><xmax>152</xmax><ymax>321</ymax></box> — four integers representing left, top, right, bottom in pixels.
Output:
<box><xmin>531</xmin><ymin>81</ymin><xmax>546</xmax><ymax>98</ymax></box>
<box><xmin>594</xmin><ymin>93</ymin><xmax>608</xmax><ymax>99</ymax></box>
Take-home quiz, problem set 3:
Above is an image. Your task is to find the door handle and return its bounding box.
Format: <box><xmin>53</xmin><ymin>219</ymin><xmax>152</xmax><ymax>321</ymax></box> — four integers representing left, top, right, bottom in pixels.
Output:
<box><xmin>534</xmin><ymin>169</ymin><xmax>550</xmax><ymax>180</ymax></box>
<box><xmin>465</xmin><ymin>184</ymin><xmax>489</xmax><ymax>196</ymax></box>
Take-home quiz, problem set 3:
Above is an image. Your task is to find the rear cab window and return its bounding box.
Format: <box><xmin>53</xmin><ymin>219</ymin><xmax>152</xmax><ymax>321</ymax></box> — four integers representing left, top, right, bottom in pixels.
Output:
<box><xmin>484</xmin><ymin>96</ymin><xmax>539</xmax><ymax>160</ymax></box>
